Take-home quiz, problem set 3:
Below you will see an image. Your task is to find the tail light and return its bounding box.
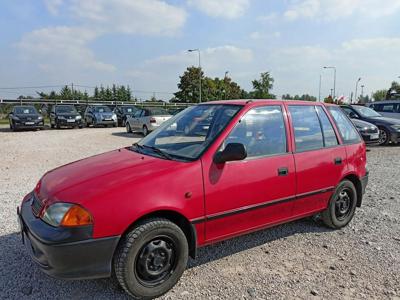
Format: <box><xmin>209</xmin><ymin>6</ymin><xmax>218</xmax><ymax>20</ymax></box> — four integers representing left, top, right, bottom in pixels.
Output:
<box><xmin>150</xmin><ymin>117</ymin><xmax>156</xmax><ymax>123</ymax></box>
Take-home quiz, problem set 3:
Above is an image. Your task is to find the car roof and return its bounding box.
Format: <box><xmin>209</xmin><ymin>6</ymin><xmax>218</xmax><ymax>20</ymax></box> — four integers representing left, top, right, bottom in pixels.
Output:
<box><xmin>201</xmin><ymin>99</ymin><xmax>331</xmax><ymax>107</ymax></box>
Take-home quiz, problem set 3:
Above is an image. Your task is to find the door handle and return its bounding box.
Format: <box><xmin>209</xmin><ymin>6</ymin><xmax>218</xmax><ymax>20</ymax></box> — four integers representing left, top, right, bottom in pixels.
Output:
<box><xmin>278</xmin><ymin>167</ymin><xmax>289</xmax><ymax>176</ymax></box>
<box><xmin>334</xmin><ymin>157</ymin><xmax>342</xmax><ymax>165</ymax></box>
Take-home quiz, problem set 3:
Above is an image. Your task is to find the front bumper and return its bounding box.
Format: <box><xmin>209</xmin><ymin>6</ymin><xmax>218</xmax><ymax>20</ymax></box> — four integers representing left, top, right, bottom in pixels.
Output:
<box><xmin>14</xmin><ymin>120</ymin><xmax>44</xmax><ymax>129</ymax></box>
<box><xmin>95</xmin><ymin>119</ymin><xmax>116</xmax><ymax>126</ymax></box>
<box><xmin>56</xmin><ymin>119</ymin><xmax>82</xmax><ymax>127</ymax></box>
<box><xmin>17</xmin><ymin>197</ymin><xmax>119</xmax><ymax>280</ymax></box>
<box><xmin>360</xmin><ymin>132</ymin><xmax>379</xmax><ymax>145</ymax></box>
<box><xmin>389</xmin><ymin>131</ymin><xmax>400</xmax><ymax>144</ymax></box>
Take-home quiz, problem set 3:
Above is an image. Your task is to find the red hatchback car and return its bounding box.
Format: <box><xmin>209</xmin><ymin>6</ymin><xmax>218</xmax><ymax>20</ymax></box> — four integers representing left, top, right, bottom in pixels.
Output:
<box><xmin>18</xmin><ymin>100</ymin><xmax>368</xmax><ymax>299</ymax></box>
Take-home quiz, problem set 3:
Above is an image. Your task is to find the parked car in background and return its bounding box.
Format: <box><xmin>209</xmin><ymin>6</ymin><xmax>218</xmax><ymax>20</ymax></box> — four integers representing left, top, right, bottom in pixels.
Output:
<box><xmin>350</xmin><ymin>118</ymin><xmax>379</xmax><ymax>145</ymax></box>
<box><xmin>126</xmin><ymin>107</ymin><xmax>171</xmax><ymax>136</ymax></box>
<box><xmin>18</xmin><ymin>100</ymin><xmax>368</xmax><ymax>299</ymax></box>
<box><xmin>9</xmin><ymin>105</ymin><xmax>44</xmax><ymax>131</ymax></box>
<box><xmin>340</xmin><ymin>104</ymin><xmax>400</xmax><ymax>145</ymax></box>
<box><xmin>50</xmin><ymin>105</ymin><xmax>83</xmax><ymax>129</ymax></box>
<box><xmin>113</xmin><ymin>105</ymin><xmax>138</xmax><ymax>126</ymax></box>
<box><xmin>367</xmin><ymin>100</ymin><xmax>400</xmax><ymax>120</ymax></box>
<box><xmin>84</xmin><ymin>105</ymin><xmax>117</xmax><ymax>127</ymax></box>
<box><xmin>168</xmin><ymin>107</ymin><xmax>186</xmax><ymax>115</ymax></box>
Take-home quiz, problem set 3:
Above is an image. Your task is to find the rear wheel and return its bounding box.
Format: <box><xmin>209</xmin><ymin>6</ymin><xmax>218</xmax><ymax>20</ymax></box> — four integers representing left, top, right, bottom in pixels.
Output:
<box><xmin>321</xmin><ymin>180</ymin><xmax>357</xmax><ymax>229</ymax></box>
<box><xmin>126</xmin><ymin>122</ymin><xmax>132</xmax><ymax>133</ymax></box>
<box><xmin>378</xmin><ymin>127</ymin><xmax>390</xmax><ymax>145</ymax></box>
<box><xmin>143</xmin><ymin>125</ymin><xmax>149</xmax><ymax>136</ymax></box>
<box><xmin>113</xmin><ymin>218</ymin><xmax>188</xmax><ymax>299</ymax></box>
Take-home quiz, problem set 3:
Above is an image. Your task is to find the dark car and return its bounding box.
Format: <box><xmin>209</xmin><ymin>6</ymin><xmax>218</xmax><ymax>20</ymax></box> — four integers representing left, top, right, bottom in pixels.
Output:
<box><xmin>50</xmin><ymin>105</ymin><xmax>83</xmax><ymax>129</ymax></box>
<box><xmin>113</xmin><ymin>105</ymin><xmax>138</xmax><ymax>126</ymax></box>
<box><xmin>340</xmin><ymin>105</ymin><xmax>400</xmax><ymax>145</ymax></box>
<box><xmin>350</xmin><ymin>118</ymin><xmax>379</xmax><ymax>145</ymax></box>
<box><xmin>8</xmin><ymin>105</ymin><xmax>44</xmax><ymax>131</ymax></box>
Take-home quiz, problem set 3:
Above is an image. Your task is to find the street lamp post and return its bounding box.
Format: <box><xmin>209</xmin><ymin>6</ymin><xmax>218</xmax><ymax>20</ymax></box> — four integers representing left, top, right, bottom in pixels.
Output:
<box><xmin>188</xmin><ymin>49</ymin><xmax>202</xmax><ymax>103</ymax></box>
<box><xmin>355</xmin><ymin>77</ymin><xmax>361</xmax><ymax>104</ymax></box>
<box><xmin>323</xmin><ymin>66</ymin><xmax>336</xmax><ymax>99</ymax></box>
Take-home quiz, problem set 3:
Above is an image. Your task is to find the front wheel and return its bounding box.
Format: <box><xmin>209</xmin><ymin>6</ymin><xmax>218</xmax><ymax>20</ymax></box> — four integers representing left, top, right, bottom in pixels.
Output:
<box><xmin>378</xmin><ymin>127</ymin><xmax>390</xmax><ymax>145</ymax></box>
<box><xmin>321</xmin><ymin>180</ymin><xmax>357</xmax><ymax>229</ymax></box>
<box><xmin>113</xmin><ymin>218</ymin><xmax>188</xmax><ymax>299</ymax></box>
<box><xmin>126</xmin><ymin>122</ymin><xmax>132</xmax><ymax>133</ymax></box>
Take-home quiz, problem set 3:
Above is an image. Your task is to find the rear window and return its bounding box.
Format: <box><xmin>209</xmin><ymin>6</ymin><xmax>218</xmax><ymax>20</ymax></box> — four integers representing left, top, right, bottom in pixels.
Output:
<box><xmin>327</xmin><ymin>106</ymin><xmax>361</xmax><ymax>144</ymax></box>
<box><xmin>149</xmin><ymin>108</ymin><xmax>169</xmax><ymax>116</ymax></box>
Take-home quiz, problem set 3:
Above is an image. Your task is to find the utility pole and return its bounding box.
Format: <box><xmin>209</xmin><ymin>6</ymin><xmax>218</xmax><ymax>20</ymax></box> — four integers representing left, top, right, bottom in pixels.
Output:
<box><xmin>188</xmin><ymin>49</ymin><xmax>202</xmax><ymax>103</ymax></box>
<box><xmin>318</xmin><ymin>74</ymin><xmax>322</xmax><ymax>102</ymax></box>
<box><xmin>355</xmin><ymin>77</ymin><xmax>361</xmax><ymax>104</ymax></box>
<box><xmin>71</xmin><ymin>83</ymin><xmax>74</xmax><ymax>101</ymax></box>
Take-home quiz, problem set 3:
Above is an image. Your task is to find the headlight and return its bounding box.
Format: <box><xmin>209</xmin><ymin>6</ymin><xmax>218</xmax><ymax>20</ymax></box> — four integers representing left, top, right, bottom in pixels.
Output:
<box><xmin>58</xmin><ymin>116</ymin><xmax>65</xmax><ymax>120</ymax></box>
<box><xmin>76</xmin><ymin>115</ymin><xmax>82</xmax><ymax>120</ymax></box>
<box><xmin>38</xmin><ymin>116</ymin><xmax>43</xmax><ymax>120</ymax></box>
<box><xmin>12</xmin><ymin>116</ymin><xmax>20</xmax><ymax>121</ymax></box>
<box><xmin>112</xmin><ymin>114</ymin><xmax>117</xmax><ymax>120</ymax></box>
<box><xmin>41</xmin><ymin>203</ymin><xmax>93</xmax><ymax>227</ymax></box>
<box><xmin>390</xmin><ymin>125</ymin><xmax>400</xmax><ymax>131</ymax></box>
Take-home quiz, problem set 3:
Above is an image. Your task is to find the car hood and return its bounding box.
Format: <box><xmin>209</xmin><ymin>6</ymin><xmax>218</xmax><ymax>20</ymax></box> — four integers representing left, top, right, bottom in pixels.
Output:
<box><xmin>367</xmin><ymin>116</ymin><xmax>400</xmax><ymax>125</ymax></box>
<box><xmin>15</xmin><ymin>114</ymin><xmax>40</xmax><ymax>119</ymax></box>
<box><xmin>57</xmin><ymin>113</ymin><xmax>80</xmax><ymax>117</ymax></box>
<box><xmin>36</xmin><ymin>148</ymin><xmax>181</xmax><ymax>205</ymax></box>
<box><xmin>351</xmin><ymin>118</ymin><xmax>376</xmax><ymax>128</ymax></box>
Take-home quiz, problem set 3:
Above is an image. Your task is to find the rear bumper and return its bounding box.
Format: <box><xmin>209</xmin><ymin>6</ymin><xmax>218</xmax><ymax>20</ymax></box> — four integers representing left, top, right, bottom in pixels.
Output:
<box><xmin>18</xmin><ymin>198</ymin><xmax>119</xmax><ymax>280</ymax></box>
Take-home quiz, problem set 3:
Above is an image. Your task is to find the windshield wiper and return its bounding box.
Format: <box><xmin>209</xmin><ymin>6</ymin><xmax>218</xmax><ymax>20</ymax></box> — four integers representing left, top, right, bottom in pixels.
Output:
<box><xmin>132</xmin><ymin>143</ymin><xmax>173</xmax><ymax>160</ymax></box>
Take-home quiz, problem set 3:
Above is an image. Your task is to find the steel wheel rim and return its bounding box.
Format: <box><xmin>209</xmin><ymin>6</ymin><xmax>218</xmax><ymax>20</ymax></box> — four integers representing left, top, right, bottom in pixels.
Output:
<box><xmin>335</xmin><ymin>188</ymin><xmax>353</xmax><ymax>221</ymax></box>
<box><xmin>135</xmin><ymin>236</ymin><xmax>177</xmax><ymax>287</ymax></box>
<box><xmin>378</xmin><ymin>129</ymin><xmax>387</xmax><ymax>144</ymax></box>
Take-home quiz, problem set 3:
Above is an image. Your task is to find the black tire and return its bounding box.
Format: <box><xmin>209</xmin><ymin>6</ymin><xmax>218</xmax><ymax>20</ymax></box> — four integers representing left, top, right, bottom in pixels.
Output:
<box><xmin>143</xmin><ymin>125</ymin><xmax>149</xmax><ymax>136</ymax></box>
<box><xmin>378</xmin><ymin>127</ymin><xmax>390</xmax><ymax>145</ymax></box>
<box><xmin>114</xmin><ymin>218</ymin><xmax>188</xmax><ymax>299</ymax></box>
<box><xmin>56</xmin><ymin>123</ymin><xmax>60</xmax><ymax>129</ymax></box>
<box><xmin>321</xmin><ymin>180</ymin><xmax>357</xmax><ymax>229</ymax></box>
<box><xmin>126</xmin><ymin>122</ymin><xmax>132</xmax><ymax>133</ymax></box>
<box><xmin>51</xmin><ymin>123</ymin><xmax>55</xmax><ymax>129</ymax></box>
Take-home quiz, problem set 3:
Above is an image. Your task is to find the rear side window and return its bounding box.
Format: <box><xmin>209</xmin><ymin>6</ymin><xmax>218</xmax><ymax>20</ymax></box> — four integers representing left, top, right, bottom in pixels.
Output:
<box><xmin>316</xmin><ymin>106</ymin><xmax>338</xmax><ymax>147</ymax></box>
<box><xmin>224</xmin><ymin>106</ymin><xmax>287</xmax><ymax>157</ymax></box>
<box><xmin>289</xmin><ymin>106</ymin><xmax>323</xmax><ymax>152</ymax></box>
<box><xmin>327</xmin><ymin>106</ymin><xmax>361</xmax><ymax>144</ymax></box>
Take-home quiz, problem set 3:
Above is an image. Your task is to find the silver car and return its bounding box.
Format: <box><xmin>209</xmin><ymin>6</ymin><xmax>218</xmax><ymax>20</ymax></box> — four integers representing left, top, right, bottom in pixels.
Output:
<box><xmin>84</xmin><ymin>105</ymin><xmax>118</xmax><ymax>127</ymax></box>
<box><xmin>367</xmin><ymin>101</ymin><xmax>400</xmax><ymax>120</ymax></box>
<box><xmin>126</xmin><ymin>107</ymin><xmax>171</xmax><ymax>136</ymax></box>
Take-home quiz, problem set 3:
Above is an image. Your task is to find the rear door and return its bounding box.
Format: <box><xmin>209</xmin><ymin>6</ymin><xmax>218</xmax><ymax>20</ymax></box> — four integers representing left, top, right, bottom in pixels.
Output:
<box><xmin>287</xmin><ymin>104</ymin><xmax>347</xmax><ymax>216</ymax></box>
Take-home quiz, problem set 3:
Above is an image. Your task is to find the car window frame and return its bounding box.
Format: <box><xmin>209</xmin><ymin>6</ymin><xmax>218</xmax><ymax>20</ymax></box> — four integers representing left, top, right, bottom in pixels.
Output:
<box><xmin>215</xmin><ymin>104</ymin><xmax>290</xmax><ymax>161</ymax></box>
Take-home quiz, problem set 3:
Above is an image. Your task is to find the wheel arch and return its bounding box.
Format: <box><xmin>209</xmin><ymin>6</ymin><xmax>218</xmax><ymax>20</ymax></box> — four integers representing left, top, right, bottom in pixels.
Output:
<box><xmin>119</xmin><ymin>210</ymin><xmax>197</xmax><ymax>259</ymax></box>
<box><xmin>341</xmin><ymin>173</ymin><xmax>362</xmax><ymax>207</ymax></box>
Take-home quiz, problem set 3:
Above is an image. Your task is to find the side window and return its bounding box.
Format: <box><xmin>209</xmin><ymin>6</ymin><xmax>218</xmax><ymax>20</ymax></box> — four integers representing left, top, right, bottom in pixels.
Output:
<box><xmin>327</xmin><ymin>107</ymin><xmax>361</xmax><ymax>144</ymax></box>
<box><xmin>316</xmin><ymin>106</ymin><xmax>338</xmax><ymax>147</ymax></box>
<box><xmin>342</xmin><ymin>107</ymin><xmax>357</xmax><ymax>118</ymax></box>
<box><xmin>373</xmin><ymin>104</ymin><xmax>383</xmax><ymax>112</ymax></box>
<box><xmin>289</xmin><ymin>106</ymin><xmax>323</xmax><ymax>152</ymax></box>
<box><xmin>382</xmin><ymin>104</ymin><xmax>394</xmax><ymax>112</ymax></box>
<box><xmin>223</xmin><ymin>106</ymin><xmax>287</xmax><ymax>158</ymax></box>
<box><xmin>134</xmin><ymin>110</ymin><xmax>142</xmax><ymax>118</ymax></box>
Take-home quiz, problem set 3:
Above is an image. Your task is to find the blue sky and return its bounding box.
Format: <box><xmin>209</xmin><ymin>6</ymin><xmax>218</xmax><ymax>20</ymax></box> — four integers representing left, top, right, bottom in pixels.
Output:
<box><xmin>1</xmin><ymin>0</ymin><xmax>400</xmax><ymax>101</ymax></box>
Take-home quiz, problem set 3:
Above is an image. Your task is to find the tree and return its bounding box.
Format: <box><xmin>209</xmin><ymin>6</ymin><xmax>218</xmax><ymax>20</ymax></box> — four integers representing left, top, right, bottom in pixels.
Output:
<box><xmin>372</xmin><ymin>89</ymin><xmax>387</xmax><ymax>101</ymax></box>
<box><xmin>251</xmin><ymin>72</ymin><xmax>275</xmax><ymax>99</ymax></box>
<box><xmin>174</xmin><ymin>67</ymin><xmax>204</xmax><ymax>103</ymax></box>
<box><xmin>386</xmin><ymin>81</ymin><xmax>400</xmax><ymax>99</ymax></box>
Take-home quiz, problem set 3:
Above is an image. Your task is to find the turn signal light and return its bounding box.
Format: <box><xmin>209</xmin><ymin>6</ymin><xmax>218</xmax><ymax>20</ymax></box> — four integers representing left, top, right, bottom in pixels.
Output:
<box><xmin>60</xmin><ymin>205</ymin><xmax>93</xmax><ymax>227</ymax></box>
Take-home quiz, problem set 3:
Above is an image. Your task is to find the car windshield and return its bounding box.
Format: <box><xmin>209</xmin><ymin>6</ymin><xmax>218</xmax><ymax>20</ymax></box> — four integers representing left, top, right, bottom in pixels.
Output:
<box><xmin>14</xmin><ymin>106</ymin><xmax>37</xmax><ymax>114</ymax></box>
<box><xmin>56</xmin><ymin>105</ymin><xmax>77</xmax><ymax>114</ymax></box>
<box><xmin>134</xmin><ymin>104</ymin><xmax>242</xmax><ymax>161</ymax></box>
<box><xmin>93</xmin><ymin>106</ymin><xmax>111</xmax><ymax>113</ymax></box>
<box><xmin>352</xmin><ymin>106</ymin><xmax>381</xmax><ymax>118</ymax></box>
<box><xmin>149</xmin><ymin>108</ymin><xmax>169</xmax><ymax>116</ymax></box>
<box><xmin>121</xmin><ymin>106</ymin><xmax>137</xmax><ymax>113</ymax></box>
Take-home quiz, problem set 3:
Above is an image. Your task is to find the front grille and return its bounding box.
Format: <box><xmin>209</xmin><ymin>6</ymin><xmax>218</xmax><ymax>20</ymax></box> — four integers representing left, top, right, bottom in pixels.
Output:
<box><xmin>31</xmin><ymin>193</ymin><xmax>43</xmax><ymax>217</ymax></box>
<box><xmin>365</xmin><ymin>128</ymin><xmax>378</xmax><ymax>134</ymax></box>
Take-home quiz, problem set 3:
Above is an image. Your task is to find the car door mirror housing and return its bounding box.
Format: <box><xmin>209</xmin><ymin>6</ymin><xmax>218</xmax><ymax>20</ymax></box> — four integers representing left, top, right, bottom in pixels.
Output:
<box><xmin>349</xmin><ymin>112</ymin><xmax>358</xmax><ymax>119</ymax></box>
<box><xmin>214</xmin><ymin>143</ymin><xmax>247</xmax><ymax>164</ymax></box>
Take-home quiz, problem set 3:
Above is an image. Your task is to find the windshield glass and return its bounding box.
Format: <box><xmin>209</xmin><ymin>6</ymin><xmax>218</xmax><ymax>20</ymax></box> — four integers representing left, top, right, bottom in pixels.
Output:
<box><xmin>14</xmin><ymin>106</ymin><xmax>37</xmax><ymax>114</ymax></box>
<box><xmin>121</xmin><ymin>106</ymin><xmax>137</xmax><ymax>113</ymax></box>
<box><xmin>136</xmin><ymin>104</ymin><xmax>242</xmax><ymax>160</ymax></box>
<box><xmin>93</xmin><ymin>106</ymin><xmax>111</xmax><ymax>113</ymax></box>
<box><xmin>352</xmin><ymin>106</ymin><xmax>381</xmax><ymax>118</ymax></box>
<box><xmin>149</xmin><ymin>108</ymin><xmax>169</xmax><ymax>116</ymax></box>
<box><xmin>56</xmin><ymin>105</ymin><xmax>77</xmax><ymax>114</ymax></box>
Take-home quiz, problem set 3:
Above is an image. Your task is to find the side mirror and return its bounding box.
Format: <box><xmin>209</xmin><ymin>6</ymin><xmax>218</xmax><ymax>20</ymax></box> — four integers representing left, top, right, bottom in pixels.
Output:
<box><xmin>349</xmin><ymin>112</ymin><xmax>358</xmax><ymax>119</ymax></box>
<box><xmin>214</xmin><ymin>143</ymin><xmax>247</xmax><ymax>164</ymax></box>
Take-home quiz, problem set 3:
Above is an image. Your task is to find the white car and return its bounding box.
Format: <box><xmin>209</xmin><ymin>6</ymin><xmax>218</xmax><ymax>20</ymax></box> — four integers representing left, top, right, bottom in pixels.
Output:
<box><xmin>126</xmin><ymin>107</ymin><xmax>171</xmax><ymax>136</ymax></box>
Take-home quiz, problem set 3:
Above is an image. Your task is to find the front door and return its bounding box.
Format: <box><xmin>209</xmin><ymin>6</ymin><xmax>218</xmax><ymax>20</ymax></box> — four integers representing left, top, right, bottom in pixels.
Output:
<box><xmin>202</xmin><ymin>105</ymin><xmax>296</xmax><ymax>243</ymax></box>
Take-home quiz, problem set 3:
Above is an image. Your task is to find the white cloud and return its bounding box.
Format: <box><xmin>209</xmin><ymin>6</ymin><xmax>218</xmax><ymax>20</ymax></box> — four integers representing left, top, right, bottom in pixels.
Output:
<box><xmin>283</xmin><ymin>0</ymin><xmax>400</xmax><ymax>21</ymax></box>
<box><xmin>250</xmin><ymin>31</ymin><xmax>281</xmax><ymax>40</ymax></box>
<box><xmin>44</xmin><ymin>0</ymin><xmax>63</xmax><ymax>15</ymax></box>
<box><xmin>18</xmin><ymin>26</ymin><xmax>116</xmax><ymax>72</ymax></box>
<box><xmin>256</xmin><ymin>13</ymin><xmax>278</xmax><ymax>23</ymax></box>
<box><xmin>188</xmin><ymin>0</ymin><xmax>249</xmax><ymax>19</ymax></box>
<box><xmin>70</xmin><ymin>0</ymin><xmax>187</xmax><ymax>36</ymax></box>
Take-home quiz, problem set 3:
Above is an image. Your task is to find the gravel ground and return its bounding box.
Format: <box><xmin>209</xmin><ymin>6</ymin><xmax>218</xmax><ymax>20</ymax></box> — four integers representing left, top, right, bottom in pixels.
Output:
<box><xmin>0</xmin><ymin>126</ymin><xmax>399</xmax><ymax>300</ymax></box>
